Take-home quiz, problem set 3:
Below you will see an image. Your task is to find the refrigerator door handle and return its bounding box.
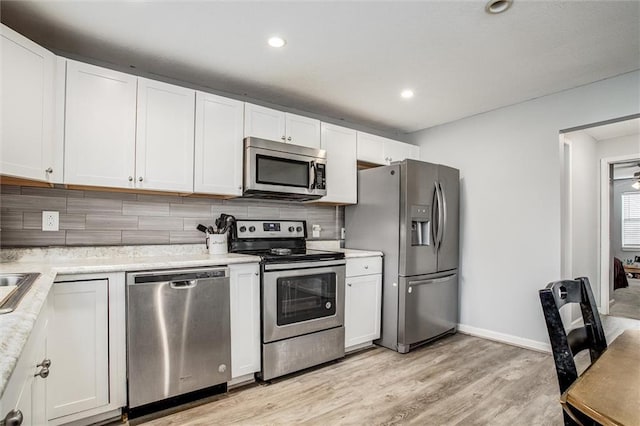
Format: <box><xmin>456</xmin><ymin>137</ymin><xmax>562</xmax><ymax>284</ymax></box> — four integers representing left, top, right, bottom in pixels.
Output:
<box><xmin>409</xmin><ymin>274</ymin><xmax>458</xmax><ymax>289</ymax></box>
<box><xmin>438</xmin><ymin>181</ymin><xmax>447</xmax><ymax>251</ymax></box>
<box><xmin>436</xmin><ymin>181</ymin><xmax>445</xmax><ymax>250</ymax></box>
<box><xmin>432</xmin><ymin>182</ymin><xmax>440</xmax><ymax>248</ymax></box>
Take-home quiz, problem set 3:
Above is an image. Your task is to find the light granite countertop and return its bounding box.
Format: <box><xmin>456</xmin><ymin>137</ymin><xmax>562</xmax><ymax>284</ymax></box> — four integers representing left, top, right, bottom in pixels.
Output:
<box><xmin>0</xmin><ymin>244</ymin><xmax>381</xmax><ymax>399</ymax></box>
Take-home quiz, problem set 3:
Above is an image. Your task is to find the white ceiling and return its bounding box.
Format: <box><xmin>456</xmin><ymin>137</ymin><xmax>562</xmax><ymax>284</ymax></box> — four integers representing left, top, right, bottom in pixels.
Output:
<box><xmin>1</xmin><ymin>1</ymin><xmax>639</xmax><ymax>135</ymax></box>
<box><xmin>585</xmin><ymin>117</ymin><xmax>640</xmax><ymax>142</ymax></box>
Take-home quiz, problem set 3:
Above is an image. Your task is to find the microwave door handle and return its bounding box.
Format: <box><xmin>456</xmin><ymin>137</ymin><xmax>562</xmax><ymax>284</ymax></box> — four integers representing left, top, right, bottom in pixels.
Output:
<box><xmin>309</xmin><ymin>161</ymin><xmax>316</xmax><ymax>189</ymax></box>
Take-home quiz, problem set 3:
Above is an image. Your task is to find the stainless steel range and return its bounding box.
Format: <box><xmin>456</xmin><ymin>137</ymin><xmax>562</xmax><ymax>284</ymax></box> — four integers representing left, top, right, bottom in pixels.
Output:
<box><xmin>229</xmin><ymin>219</ymin><xmax>346</xmax><ymax>380</ymax></box>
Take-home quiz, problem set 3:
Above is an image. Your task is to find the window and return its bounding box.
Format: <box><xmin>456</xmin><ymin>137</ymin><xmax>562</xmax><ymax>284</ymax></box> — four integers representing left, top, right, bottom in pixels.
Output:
<box><xmin>622</xmin><ymin>191</ymin><xmax>640</xmax><ymax>249</ymax></box>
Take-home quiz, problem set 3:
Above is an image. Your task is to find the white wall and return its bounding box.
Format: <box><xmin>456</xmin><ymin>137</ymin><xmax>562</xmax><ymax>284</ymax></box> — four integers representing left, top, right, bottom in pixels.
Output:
<box><xmin>565</xmin><ymin>133</ymin><xmax>599</xmax><ymax>305</ymax></box>
<box><xmin>408</xmin><ymin>70</ymin><xmax>640</xmax><ymax>347</ymax></box>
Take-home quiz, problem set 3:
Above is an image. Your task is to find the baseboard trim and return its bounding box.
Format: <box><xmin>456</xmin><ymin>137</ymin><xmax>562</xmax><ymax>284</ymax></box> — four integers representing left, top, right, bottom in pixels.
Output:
<box><xmin>457</xmin><ymin>324</ymin><xmax>551</xmax><ymax>353</ymax></box>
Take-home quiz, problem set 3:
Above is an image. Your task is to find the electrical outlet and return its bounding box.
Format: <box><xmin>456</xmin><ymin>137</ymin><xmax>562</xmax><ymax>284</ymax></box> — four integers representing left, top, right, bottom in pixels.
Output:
<box><xmin>312</xmin><ymin>224</ymin><xmax>322</xmax><ymax>238</ymax></box>
<box><xmin>42</xmin><ymin>211</ymin><xmax>59</xmax><ymax>231</ymax></box>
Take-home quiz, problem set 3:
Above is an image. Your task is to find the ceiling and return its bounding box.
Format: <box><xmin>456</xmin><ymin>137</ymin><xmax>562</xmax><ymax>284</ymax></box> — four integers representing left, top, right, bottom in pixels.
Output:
<box><xmin>2</xmin><ymin>1</ymin><xmax>639</xmax><ymax>135</ymax></box>
<box><xmin>585</xmin><ymin>117</ymin><xmax>640</xmax><ymax>142</ymax></box>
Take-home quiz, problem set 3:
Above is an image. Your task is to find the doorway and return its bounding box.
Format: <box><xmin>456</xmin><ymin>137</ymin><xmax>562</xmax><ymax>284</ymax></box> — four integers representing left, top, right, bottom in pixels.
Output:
<box><xmin>603</xmin><ymin>160</ymin><xmax>640</xmax><ymax>320</ymax></box>
<box><xmin>560</xmin><ymin>115</ymin><xmax>640</xmax><ymax>323</ymax></box>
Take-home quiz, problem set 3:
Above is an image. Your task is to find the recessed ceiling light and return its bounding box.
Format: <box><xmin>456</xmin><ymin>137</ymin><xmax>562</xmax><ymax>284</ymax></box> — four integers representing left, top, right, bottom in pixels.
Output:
<box><xmin>401</xmin><ymin>89</ymin><xmax>414</xmax><ymax>99</ymax></box>
<box><xmin>485</xmin><ymin>0</ymin><xmax>513</xmax><ymax>14</ymax></box>
<box><xmin>268</xmin><ymin>37</ymin><xmax>286</xmax><ymax>48</ymax></box>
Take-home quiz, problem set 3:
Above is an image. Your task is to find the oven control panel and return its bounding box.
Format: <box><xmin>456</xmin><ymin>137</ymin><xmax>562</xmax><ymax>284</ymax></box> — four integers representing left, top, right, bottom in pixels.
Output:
<box><xmin>235</xmin><ymin>220</ymin><xmax>306</xmax><ymax>239</ymax></box>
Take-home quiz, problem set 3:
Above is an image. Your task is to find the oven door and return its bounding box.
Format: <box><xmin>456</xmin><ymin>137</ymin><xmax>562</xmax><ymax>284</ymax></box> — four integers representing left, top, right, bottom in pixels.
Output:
<box><xmin>262</xmin><ymin>260</ymin><xmax>345</xmax><ymax>343</ymax></box>
<box><xmin>244</xmin><ymin>145</ymin><xmax>327</xmax><ymax>199</ymax></box>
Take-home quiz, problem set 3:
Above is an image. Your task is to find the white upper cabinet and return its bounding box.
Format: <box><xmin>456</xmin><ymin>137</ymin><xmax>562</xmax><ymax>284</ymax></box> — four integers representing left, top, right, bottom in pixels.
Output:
<box><xmin>244</xmin><ymin>103</ymin><xmax>320</xmax><ymax>148</ymax></box>
<box><xmin>136</xmin><ymin>78</ymin><xmax>195</xmax><ymax>192</ymax></box>
<box><xmin>320</xmin><ymin>123</ymin><xmax>357</xmax><ymax>204</ymax></box>
<box><xmin>284</xmin><ymin>113</ymin><xmax>321</xmax><ymax>148</ymax></box>
<box><xmin>384</xmin><ymin>139</ymin><xmax>420</xmax><ymax>164</ymax></box>
<box><xmin>64</xmin><ymin>60</ymin><xmax>137</xmax><ymax>189</ymax></box>
<box><xmin>0</xmin><ymin>24</ymin><xmax>60</xmax><ymax>183</ymax></box>
<box><xmin>244</xmin><ymin>103</ymin><xmax>286</xmax><ymax>142</ymax></box>
<box><xmin>357</xmin><ymin>131</ymin><xmax>420</xmax><ymax>165</ymax></box>
<box><xmin>356</xmin><ymin>132</ymin><xmax>387</xmax><ymax>165</ymax></box>
<box><xmin>194</xmin><ymin>92</ymin><xmax>244</xmax><ymax>196</ymax></box>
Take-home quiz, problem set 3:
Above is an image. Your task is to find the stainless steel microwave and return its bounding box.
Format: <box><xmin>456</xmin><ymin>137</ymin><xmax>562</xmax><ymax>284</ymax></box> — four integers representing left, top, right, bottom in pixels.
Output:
<box><xmin>243</xmin><ymin>137</ymin><xmax>327</xmax><ymax>201</ymax></box>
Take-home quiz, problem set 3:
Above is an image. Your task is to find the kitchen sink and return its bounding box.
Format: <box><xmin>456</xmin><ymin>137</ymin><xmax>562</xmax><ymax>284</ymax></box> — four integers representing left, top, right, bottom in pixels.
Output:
<box><xmin>0</xmin><ymin>272</ymin><xmax>40</xmax><ymax>314</ymax></box>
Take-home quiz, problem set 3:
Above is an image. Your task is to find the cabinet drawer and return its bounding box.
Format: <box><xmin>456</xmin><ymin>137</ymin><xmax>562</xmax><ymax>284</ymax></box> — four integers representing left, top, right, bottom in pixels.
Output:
<box><xmin>346</xmin><ymin>256</ymin><xmax>382</xmax><ymax>277</ymax></box>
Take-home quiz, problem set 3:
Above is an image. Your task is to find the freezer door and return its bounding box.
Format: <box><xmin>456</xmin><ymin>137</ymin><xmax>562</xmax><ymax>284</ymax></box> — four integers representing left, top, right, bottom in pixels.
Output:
<box><xmin>397</xmin><ymin>272</ymin><xmax>458</xmax><ymax>352</ymax></box>
<box><xmin>399</xmin><ymin>160</ymin><xmax>438</xmax><ymax>277</ymax></box>
<box><xmin>437</xmin><ymin>165</ymin><xmax>459</xmax><ymax>272</ymax></box>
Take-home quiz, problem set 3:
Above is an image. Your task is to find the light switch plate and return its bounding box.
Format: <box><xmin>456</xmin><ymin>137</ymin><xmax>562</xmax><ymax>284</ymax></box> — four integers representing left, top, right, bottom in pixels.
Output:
<box><xmin>42</xmin><ymin>211</ymin><xmax>59</xmax><ymax>231</ymax></box>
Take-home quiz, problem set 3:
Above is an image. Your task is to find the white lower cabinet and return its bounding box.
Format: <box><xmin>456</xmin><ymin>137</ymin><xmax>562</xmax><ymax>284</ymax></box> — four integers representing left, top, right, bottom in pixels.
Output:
<box><xmin>229</xmin><ymin>263</ymin><xmax>261</xmax><ymax>382</ymax></box>
<box><xmin>47</xmin><ymin>273</ymin><xmax>126</xmax><ymax>425</ymax></box>
<box><xmin>0</xmin><ymin>298</ymin><xmax>48</xmax><ymax>426</ymax></box>
<box><xmin>345</xmin><ymin>256</ymin><xmax>382</xmax><ymax>352</ymax></box>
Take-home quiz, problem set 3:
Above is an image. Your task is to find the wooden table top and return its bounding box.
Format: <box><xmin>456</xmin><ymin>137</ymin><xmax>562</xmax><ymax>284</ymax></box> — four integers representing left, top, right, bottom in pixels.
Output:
<box><xmin>561</xmin><ymin>329</ymin><xmax>640</xmax><ymax>426</ymax></box>
<box><xmin>623</xmin><ymin>264</ymin><xmax>640</xmax><ymax>274</ymax></box>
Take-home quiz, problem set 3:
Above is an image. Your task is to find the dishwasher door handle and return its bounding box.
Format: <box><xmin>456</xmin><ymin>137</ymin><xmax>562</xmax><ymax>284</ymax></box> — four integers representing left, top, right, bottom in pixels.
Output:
<box><xmin>170</xmin><ymin>280</ymin><xmax>198</xmax><ymax>289</ymax></box>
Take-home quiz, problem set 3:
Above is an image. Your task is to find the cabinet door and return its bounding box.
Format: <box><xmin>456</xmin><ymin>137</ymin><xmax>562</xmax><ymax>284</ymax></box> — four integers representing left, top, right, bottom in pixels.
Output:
<box><xmin>356</xmin><ymin>132</ymin><xmax>387</xmax><ymax>165</ymax></box>
<box><xmin>136</xmin><ymin>78</ymin><xmax>195</xmax><ymax>192</ymax></box>
<box><xmin>320</xmin><ymin>123</ymin><xmax>357</xmax><ymax>204</ymax></box>
<box><xmin>244</xmin><ymin>103</ymin><xmax>285</xmax><ymax>142</ymax></box>
<box><xmin>384</xmin><ymin>139</ymin><xmax>420</xmax><ymax>163</ymax></box>
<box><xmin>0</xmin><ymin>297</ymin><xmax>47</xmax><ymax>426</ymax></box>
<box><xmin>345</xmin><ymin>274</ymin><xmax>382</xmax><ymax>349</ymax></box>
<box><xmin>229</xmin><ymin>263</ymin><xmax>261</xmax><ymax>378</ymax></box>
<box><xmin>194</xmin><ymin>92</ymin><xmax>244</xmax><ymax>196</ymax></box>
<box><xmin>0</xmin><ymin>24</ymin><xmax>56</xmax><ymax>182</ymax></box>
<box><xmin>64</xmin><ymin>60</ymin><xmax>137</xmax><ymax>188</ymax></box>
<box><xmin>285</xmin><ymin>113</ymin><xmax>320</xmax><ymax>148</ymax></box>
<box><xmin>47</xmin><ymin>279</ymin><xmax>109</xmax><ymax>420</ymax></box>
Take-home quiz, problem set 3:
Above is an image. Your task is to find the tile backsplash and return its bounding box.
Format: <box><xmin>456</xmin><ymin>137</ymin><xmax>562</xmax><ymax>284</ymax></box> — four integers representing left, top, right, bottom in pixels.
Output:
<box><xmin>0</xmin><ymin>185</ymin><xmax>344</xmax><ymax>247</ymax></box>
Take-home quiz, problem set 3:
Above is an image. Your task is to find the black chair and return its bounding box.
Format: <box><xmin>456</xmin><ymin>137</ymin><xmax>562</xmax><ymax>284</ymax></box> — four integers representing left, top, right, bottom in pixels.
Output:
<box><xmin>539</xmin><ymin>277</ymin><xmax>607</xmax><ymax>426</ymax></box>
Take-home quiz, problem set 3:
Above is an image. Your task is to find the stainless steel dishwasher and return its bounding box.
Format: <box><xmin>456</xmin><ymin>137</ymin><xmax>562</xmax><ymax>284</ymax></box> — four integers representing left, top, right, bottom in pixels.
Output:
<box><xmin>126</xmin><ymin>267</ymin><xmax>231</xmax><ymax>410</ymax></box>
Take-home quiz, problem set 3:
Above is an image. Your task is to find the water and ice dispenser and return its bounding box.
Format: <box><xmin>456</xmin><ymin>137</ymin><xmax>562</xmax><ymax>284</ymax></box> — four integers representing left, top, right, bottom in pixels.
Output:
<box><xmin>410</xmin><ymin>204</ymin><xmax>431</xmax><ymax>246</ymax></box>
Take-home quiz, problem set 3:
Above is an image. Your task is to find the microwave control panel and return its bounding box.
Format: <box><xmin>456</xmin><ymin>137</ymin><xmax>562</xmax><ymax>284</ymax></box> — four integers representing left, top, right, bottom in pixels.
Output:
<box><xmin>315</xmin><ymin>163</ymin><xmax>326</xmax><ymax>189</ymax></box>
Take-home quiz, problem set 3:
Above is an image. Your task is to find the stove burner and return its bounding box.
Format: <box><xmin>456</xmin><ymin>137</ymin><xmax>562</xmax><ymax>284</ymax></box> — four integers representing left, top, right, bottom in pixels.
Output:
<box><xmin>270</xmin><ymin>248</ymin><xmax>292</xmax><ymax>256</ymax></box>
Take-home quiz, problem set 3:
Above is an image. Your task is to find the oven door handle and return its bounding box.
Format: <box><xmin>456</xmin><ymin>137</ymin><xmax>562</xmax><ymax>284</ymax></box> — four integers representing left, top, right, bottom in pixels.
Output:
<box><xmin>263</xmin><ymin>259</ymin><xmax>346</xmax><ymax>271</ymax></box>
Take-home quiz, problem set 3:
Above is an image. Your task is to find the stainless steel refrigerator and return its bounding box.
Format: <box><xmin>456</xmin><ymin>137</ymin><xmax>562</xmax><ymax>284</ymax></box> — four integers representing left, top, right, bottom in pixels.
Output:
<box><xmin>345</xmin><ymin>159</ymin><xmax>459</xmax><ymax>353</ymax></box>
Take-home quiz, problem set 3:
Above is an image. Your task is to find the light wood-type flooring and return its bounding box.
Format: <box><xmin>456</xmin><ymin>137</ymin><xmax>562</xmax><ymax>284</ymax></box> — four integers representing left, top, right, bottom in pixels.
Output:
<box><xmin>136</xmin><ymin>316</ymin><xmax>639</xmax><ymax>426</ymax></box>
<box><xmin>139</xmin><ymin>335</ymin><xmax>561</xmax><ymax>426</ymax></box>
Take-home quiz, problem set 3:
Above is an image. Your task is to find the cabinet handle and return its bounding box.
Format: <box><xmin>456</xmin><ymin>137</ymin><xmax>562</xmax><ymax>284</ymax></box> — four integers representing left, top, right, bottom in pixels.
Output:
<box><xmin>128</xmin><ymin>176</ymin><xmax>133</xmax><ymax>182</ymax></box>
<box><xmin>138</xmin><ymin>176</ymin><xmax>144</xmax><ymax>182</ymax></box>
<box><xmin>347</xmin><ymin>283</ymin><xmax>352</xmax><ymax>287</ymax></box>
<box><xmin>364</xmin><ymin>265</ymin><xmax>369</xmax><ymax>269</ymax></box>
<box><xmin>45</xmin><ymin>167</ymin><xmax>53</xmax><ymax>174</ymax></box>
<box><xmin>287</xmin><ymin>136</ymin><xmax>292</xmax><ymax>141</ymax></box>
<box><xmin>3</xmin><ymin>409</ymin><xmax>23</xmax><ymax>426</ymax></box>
<box><xmin>35</xmin><ymin>366</ymin><xmax>49</xmax><ymax>379</ymax></box>
<box><xmin>281</xmin><ymin>136</ymin><xmax>286</xmax><ymax>141</ymax></box>
<box><xmin>37</xmin><ymin>359</ymin><xmax>51</xmax><ymax>368</ymax></box>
